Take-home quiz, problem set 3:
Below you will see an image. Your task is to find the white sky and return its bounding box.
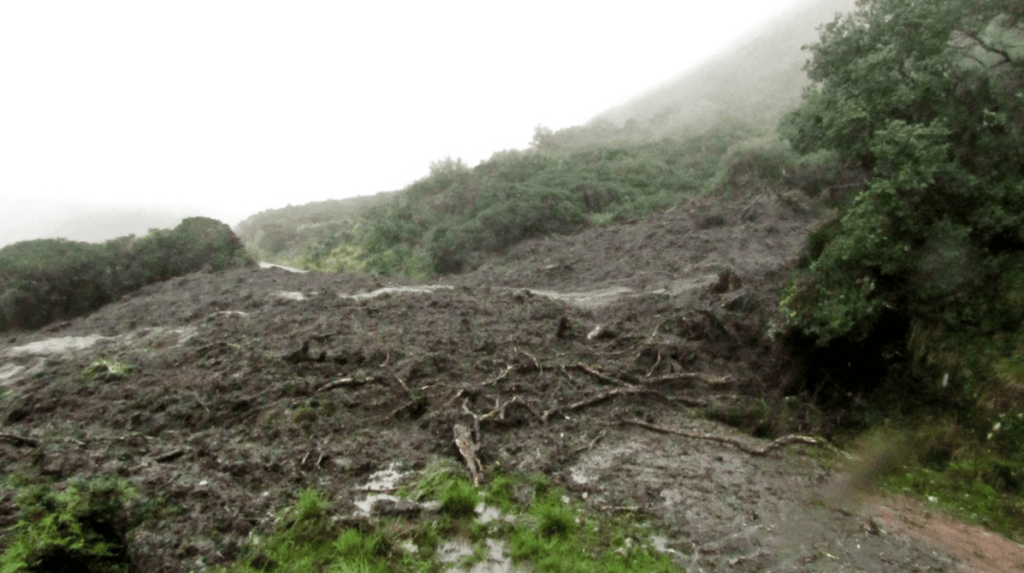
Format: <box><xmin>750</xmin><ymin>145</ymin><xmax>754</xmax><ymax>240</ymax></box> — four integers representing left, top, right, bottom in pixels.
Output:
<box><xmin>1</xmin><ymin>0</ymin><xmax>820</xmax><ymax>237</ymax></box>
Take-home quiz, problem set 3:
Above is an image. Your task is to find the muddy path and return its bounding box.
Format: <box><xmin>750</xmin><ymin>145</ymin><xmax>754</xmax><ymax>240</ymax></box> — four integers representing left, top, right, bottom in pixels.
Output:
<box><xmin>2</xmin><ymin>194</ymin><xmax>1022</xmax><ymax>572</ymax></box>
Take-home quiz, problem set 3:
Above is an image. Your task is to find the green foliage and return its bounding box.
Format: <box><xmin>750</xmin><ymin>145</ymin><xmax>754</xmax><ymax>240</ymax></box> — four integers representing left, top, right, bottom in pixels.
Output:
<box><xmin>234</xmin><ymin>194</ymin><xmax>395</xmax><ymax>270</ymax></box>
<box><xmin>228</xmin><ymin>490</ymin><xmax>394</xmax><ymax>573</ymax></box>
<box><xmin>776</xmin><ymin>2</ymin><xmax>1024</xmax><ymax>523</ymax></box>
<box><xmin>0</xmin><ymin>478</ymin><xmax>139</xmax><ymax>573</ymax></box>
<box><xmin>885</xmin><ymin>462</ymin><xmax>1024</xmax><ymax>542</ymax></box>
<box><xmin>362</xmin><ymin>120</ymin><xmax>760</xmax><ymax>277</ymax></box>
<box><xmin>81</xmin><ymin>359</ymin><xmax>136</xmax><ymax>382</ymax></box>
<box><xmin>509</xmin><ymin>491</ymin><xmax>676</xmax><ymax>573</ymax></box>
<box><xmin>439</xmin><ymin>480</ymin><xmax>479</xmax><ymax>518</ymax></box>
<box><xmin>0</xmin><ymin>217</ymin><xmax>253</xmax><ymax>332</ymax></box>
<box><xmin>711</xmin><ymin>136</ymin><xmax>799</xmax><ymax>195</ymax></box>
<box><xmin>781</xmin><ymin>0</ymin><xmax>1024</xmax><ymax>345</ymax></box>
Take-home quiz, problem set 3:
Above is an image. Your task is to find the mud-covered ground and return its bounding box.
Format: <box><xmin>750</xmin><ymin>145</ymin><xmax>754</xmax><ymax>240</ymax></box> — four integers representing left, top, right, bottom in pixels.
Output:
<box><xmin>2</xmin><ymin>194</ymin><xmax>1022</xmax><ymax>572</ymax></box>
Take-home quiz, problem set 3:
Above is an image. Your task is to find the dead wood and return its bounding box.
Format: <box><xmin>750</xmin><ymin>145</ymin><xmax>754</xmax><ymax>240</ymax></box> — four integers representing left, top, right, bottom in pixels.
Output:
<box><xmin>573</xmin><ymin>429</ymin><xmax>608</xmax><ymax>455</ymax></box>
<box><xmin>481</xmin><ymin>366</ymin><xmax>513</xmax><ymax>386</ymax></box>
<box><xmin>478</xmin><ymin>395</ymin><xmax>541</xmax><ymax>423</ymax></box>
<box><xmin>318</xmin><ymin>377</ymin><xmax>367</xmax><ymax>392</ymax></box>
<box><xmin>570</xmin><ymin>362</ymin><xmax>629</xmax><ymax>386</ymax></box>
<box><xmin>623</xmin><ymin>419</ymin><xmax>833</xmax><ymax>457</ymax></box>
<box><xmin>461</xmin><ymin>399</ymin><xmax>482</xmax><ymax>448</ymax></box>
<box><xmin>154</xmin><ymin>448</ymin><xmax>186</xmax><ymax>463</ymax></box>
<box><xmin>645</xmin><ymin>350</ymin><xmax>662</xmax><ymax>377</ymax></box>
<box><xmin>517</xmin><ymin>348</ymin><xmax>541</xmax><ymax>373</ymax></box>
<box><xmin>641</xmin><ymin>371</ymin><xmax>729</xmax><ymax>387</ymax></box>
<box><xmin>0</xmin><ymin>432</ymin><xmax>39</xmax><ymax>448</ymax></box>
<box><xmin>542</xmin><ymin>385</ymin><xmax>670</xmax><ymax>423</ymax></box>
<box><xmin>389</xmin><ymin>370</ymin><xmax>413</xmax><ymax>397</ymax></box>
<box><xmin>453</xmin><ymin>423</ymin><xmax>484</xmax><ymax>486</ymax></box>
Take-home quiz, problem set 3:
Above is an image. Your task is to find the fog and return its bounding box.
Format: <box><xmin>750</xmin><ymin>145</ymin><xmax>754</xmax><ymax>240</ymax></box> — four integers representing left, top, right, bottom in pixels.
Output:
<box><xmin>1</xmin><ymin>0</ymin><xmax>837</xmax><ymax>247</ymax></box>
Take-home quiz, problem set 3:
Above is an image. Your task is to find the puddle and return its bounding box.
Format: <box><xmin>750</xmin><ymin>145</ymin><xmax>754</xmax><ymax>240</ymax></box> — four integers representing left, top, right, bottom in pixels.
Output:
<box><xmin>352</xmin><ymin>463</ymin><xmax>415</xmax><ymax>516</ymax></box>
<box><xmin>439</xmin><ymin>538</ymin><xmax>527</xmax><ymax>573</ymax></box>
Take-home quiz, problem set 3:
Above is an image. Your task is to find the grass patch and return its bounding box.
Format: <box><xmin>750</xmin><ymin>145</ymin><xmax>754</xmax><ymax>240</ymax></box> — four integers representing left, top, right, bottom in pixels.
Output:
<box><xmin>224</xmin><ymin>490</ymin><xmax>406</xmax><ymax>573</ymax></box>
<box><xmin>510</xmin><ymin>491</ymin><xmax>676</xmax><ymax>573</ymax></box>
<box><xmin>0</xmin><ymin>477</ymin><xmax>142</xmax><ymax>573</ymax></box>
<box><xmin>82</xmin><ymin>358</ymin><xmax>136</xmax><ymax>381</ymax></box>
<box><xmin>881</xmin><ymin>461</ymin><xmax>1024</xmax><ymax>543</ymax></box>
<box><xmin>439</xmin><ymin>480</ymin><xmax>478</xmax><ymax>519</ymax></box>
<box><xmin>218</xmin><ymin>469</ymin><xmax>681</xmax><ymax>573</ymax></box>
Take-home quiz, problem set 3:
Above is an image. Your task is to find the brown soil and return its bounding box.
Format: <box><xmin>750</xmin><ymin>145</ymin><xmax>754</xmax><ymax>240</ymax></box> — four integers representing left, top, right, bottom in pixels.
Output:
<box><xmin>2</xmin><ymin>193</ymin><xmax>1022</xmax><ymax>572</ymax></box>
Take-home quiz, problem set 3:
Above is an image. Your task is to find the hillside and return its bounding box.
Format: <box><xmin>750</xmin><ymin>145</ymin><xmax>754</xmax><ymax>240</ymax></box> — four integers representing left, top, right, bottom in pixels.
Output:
<box><xmin>233</xmin><ymin>0</ymin><xmax>860</xmax><ymax>277</ymax></box>
<box><xmin>3</xmin><ymin>191</ymin><xmax>1020</xmax><ymax>572</ymax></box>
<box><xmin>595</xmin><ymin>0</ymin><xmax>859</xmax><ymax>135</ymax></box>
<box><xmin>234</xmin><ymin>192</ymin><xmax>395</xmax><ymax>270</ymax></box>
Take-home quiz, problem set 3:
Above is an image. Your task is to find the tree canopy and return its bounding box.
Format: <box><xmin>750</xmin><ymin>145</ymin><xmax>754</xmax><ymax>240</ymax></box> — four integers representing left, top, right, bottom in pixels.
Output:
<box><xmin>780</xmin><ymin>0</ymin><xmax>1024</xmax><ymax>345</ymax></box>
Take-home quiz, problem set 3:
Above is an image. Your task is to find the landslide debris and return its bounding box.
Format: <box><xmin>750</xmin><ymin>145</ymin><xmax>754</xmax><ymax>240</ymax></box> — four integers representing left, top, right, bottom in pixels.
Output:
<box><xmin>2</xmin><ymin>194</ymin><xmax>1020</xmax><ymax>572</ymax></box>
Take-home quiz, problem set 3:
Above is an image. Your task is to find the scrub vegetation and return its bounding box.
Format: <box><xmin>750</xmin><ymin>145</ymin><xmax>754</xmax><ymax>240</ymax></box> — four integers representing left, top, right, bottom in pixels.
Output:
<box><xmin>0</xmin><ymin>217</ymin><xmax>253</xmax><ymax>332</ymax></box>
<box><xmin>777</xmin><ymin>0</ymin><xmax>1024</xmax><ymax>534</ymax></box>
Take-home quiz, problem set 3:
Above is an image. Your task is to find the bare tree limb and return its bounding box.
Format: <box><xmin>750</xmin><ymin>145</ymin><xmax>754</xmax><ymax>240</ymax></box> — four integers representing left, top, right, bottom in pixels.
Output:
<box><xmin>570</xmin><ymin>363</ymin><xmax>630</xmax><ymax>386</ymax></box>
<box><xmin>0</xmin><ymin>433</ymin><xmax>39</xmax><ymax>448</ymax></box>
<box><xmin>454</xmin><ymin>423</ymin><xmax>484</xmax><ymax>486</ymax></box>
<box><xmin>481</xmin><ymin>366</ymin><xmax>513</xmax><ymax>386</ymax></box>
<box><xmin>318</xmin><ymin>377</ymin><xmax>367</xmax><ymax>392</ymax></box>
<box><xmin>623</xmin><ymin>418</ymin><xmax>845</xmax><ymax>458</ymax></box>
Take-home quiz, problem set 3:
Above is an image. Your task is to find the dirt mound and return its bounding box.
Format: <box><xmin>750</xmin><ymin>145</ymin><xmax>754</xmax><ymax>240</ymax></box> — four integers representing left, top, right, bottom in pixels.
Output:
<box><xmin>2</xmin><ymin>194</ymin><xmax>1021</xmax><ymax>572</ymax></box>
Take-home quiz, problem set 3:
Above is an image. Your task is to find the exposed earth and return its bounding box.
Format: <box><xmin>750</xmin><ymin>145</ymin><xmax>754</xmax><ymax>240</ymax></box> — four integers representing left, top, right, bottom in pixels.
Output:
<box><xmin>2</xmin><ymin>193</ymin><xmax>1022</xmax><ymax>572</ymax></box>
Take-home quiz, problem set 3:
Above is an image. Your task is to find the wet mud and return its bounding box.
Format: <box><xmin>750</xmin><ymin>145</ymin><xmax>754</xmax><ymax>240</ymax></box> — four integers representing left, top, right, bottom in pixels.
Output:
<box><xmin>2</xmin><ymin>194</ymin><xmax>1022</xmax><ymax>572</ymax></box>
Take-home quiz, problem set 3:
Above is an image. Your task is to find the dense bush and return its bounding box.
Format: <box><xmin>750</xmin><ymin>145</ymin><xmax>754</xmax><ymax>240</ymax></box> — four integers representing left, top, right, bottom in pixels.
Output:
<box><xmin>777</xmin><ymin>0</ymin><xmax>1024</xmax><ymax>454</ymax></box>
<box><xmin>234</xmin><ymin>194</ymin><xmax>393</xmax><ymax>268</ymax></box>
<box><xmin>0</xmin><ymin>478</ymin><xmax>141</xmax><ymax>573</ymax></box>
<box><xmin>360</xmin><ymin>119</ymin><xmax>763</xmax><ymax>276</ymax></box>
<box><xmin>0</xmin><ymin>217</ymin><xmax>253</xmax><ymax>332</ymax></box>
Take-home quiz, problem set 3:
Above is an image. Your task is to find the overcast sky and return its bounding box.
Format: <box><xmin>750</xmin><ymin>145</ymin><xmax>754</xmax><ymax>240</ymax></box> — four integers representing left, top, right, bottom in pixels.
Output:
<box><xmin>1</xmin><ymin>0</ymin><xmax>826</xmax><ymax>243</ymax></box>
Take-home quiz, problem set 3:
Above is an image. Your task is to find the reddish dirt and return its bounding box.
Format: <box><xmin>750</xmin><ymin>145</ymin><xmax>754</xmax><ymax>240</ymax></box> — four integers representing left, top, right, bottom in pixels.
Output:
<box><xmin>2</xmin><ymin>192</ymin><xmax>1022</xmax><ymax>572</ymax></box>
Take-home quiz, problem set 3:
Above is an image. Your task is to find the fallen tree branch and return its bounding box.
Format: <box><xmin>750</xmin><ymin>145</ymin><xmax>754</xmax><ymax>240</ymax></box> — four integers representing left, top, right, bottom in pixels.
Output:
<box><xmin>570</xmin><ymin>363</ymin><xmax>630</xmax><ymax>386</ymax></box>
<box><xmin>318</xmin><ymin>377</ymin><xmax>368</xmax><ymax>392</ymax></box>
<box><xmin>644</xmin><ymin>350</ymin><xmax>662</xmax><ymax>378</ymax></box>
<box><xmin>517</xmin><ymin>348</ymin><xmax>541</xmax><ymax>374</ymax></box>
<box><xmin>573</xmin><ymin>429</ymin><xmax>608</xmax><ymax>455</ymax></box>
<box><xmin>478</xmin><ymin>395</ymin><xmax>541</xmax><ymax>423</ymax></box>
<box><xmin>542</xmin><ymin>385</ymin><xmax>669</xmax><ymax>422</ymax></box>
<box><xmin>623</xmin><ymin>419</ymin><xmax>836</xmax><ymax>457</ymax></box>
<box><xmin>461</xmin><ymin>399</ymin><xmax>482</xmax><ymax>448</ymax></box>
<box><xmin>641</xmin><ymin>371</ymin><xmax>729</xmax><ymax>387</ymax></box>
<box><xmin>154</xmin><ymin>448</ymin><xmax>186</xmax><ymax>463</ymax></box>
<box><xmin>453</xmin><ymin>423</ymin><xmax>484</xmax><ymax>486</ymax></box>
<box><xmin>389</xmin><ymin>371</ymin><xmax>412</xmax><ymax>398</ymax></box>
<box><xmin>481</xmin><ymin>366</ymin><xmax>513</xmax><ymax>386</ymax></box>
<box><xmin>0</xmin><ymin>432</ymin><xmax>39</xmax><ymax>448</ymax></box>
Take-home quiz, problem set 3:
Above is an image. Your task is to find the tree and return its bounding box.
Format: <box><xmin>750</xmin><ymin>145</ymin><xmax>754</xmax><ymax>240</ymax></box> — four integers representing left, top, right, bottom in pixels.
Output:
<box><xmin>780</xmin><ymin>0</ymin><xmax>1024</xmax><ymax>345</ymax></box>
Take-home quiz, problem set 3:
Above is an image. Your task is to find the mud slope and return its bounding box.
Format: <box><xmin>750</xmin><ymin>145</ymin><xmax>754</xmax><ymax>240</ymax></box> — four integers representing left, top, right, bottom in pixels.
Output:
<box><xmin>2</xmin><ymin>194</ymin><xmax>1022</xmax><ymax>572</ymax></box>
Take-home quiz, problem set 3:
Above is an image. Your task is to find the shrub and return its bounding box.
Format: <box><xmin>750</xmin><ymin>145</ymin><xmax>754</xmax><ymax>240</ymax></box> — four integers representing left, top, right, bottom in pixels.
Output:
<box><xmin>0</xmin><ymin>478</ymin><xmax>140</xmax><ymax>573</ymax></box>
